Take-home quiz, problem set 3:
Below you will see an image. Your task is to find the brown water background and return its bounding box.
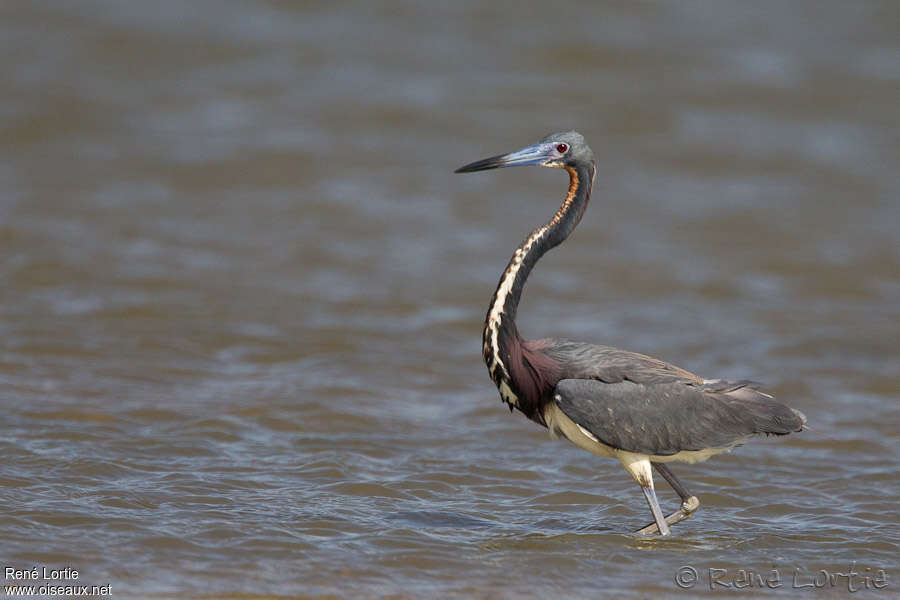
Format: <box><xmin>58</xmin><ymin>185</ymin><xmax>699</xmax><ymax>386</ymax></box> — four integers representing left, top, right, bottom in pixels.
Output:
<box><xmin>2</xmin><ymin>1</ymin><xmax>899</xmax><ymax>598</ymax></box>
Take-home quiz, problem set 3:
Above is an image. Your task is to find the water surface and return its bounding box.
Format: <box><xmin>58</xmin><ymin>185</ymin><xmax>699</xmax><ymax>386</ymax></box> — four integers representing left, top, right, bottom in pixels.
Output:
<box><xmin>1</xmin><ymin>1</ymin><xmax>899</xmax><ymax>598</ymax></box>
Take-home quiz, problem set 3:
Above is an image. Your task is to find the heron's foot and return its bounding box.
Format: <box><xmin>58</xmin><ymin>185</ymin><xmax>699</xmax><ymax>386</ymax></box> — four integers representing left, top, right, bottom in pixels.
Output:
<box><xmin>635</xmin><ymin>496</ymin><xmax>700</xmax><ymax>536</ymax></box>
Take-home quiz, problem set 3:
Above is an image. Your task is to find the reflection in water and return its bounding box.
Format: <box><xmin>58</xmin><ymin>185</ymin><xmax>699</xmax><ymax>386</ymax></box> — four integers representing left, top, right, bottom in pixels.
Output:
<box><xmin>1</xmin><ymin>1</ymin><xmax>898</xmax><ymax>598</ymax></box>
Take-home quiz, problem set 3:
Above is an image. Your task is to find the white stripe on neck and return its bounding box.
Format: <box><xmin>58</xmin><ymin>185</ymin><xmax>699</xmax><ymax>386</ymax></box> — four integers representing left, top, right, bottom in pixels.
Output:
<box><xmin>483</xmin><ymin>224</ymin><xmax>551</xmax><ymax>407</ymax></box>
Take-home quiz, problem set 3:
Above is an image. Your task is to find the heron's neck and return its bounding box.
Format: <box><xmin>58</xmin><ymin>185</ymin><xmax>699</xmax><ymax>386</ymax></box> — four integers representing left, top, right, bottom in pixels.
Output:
<box><xmin>482</xmin><ymin>163</ymin><xmax>595</xmax><ymax>400</ymax></box>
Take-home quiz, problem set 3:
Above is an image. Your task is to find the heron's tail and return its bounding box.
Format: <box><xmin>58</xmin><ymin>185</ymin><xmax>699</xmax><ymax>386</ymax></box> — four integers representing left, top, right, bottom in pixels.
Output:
<box><xmin>708</xmin><ymin>380</ymin><xmax>806</xmax><ymax>435</ymax></box>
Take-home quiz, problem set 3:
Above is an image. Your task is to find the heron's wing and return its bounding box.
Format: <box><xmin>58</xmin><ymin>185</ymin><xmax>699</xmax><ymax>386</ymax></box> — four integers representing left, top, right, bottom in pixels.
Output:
<box><xmin>537</xmin><ymin>340</ymin><xmax>703</xmax><ymax>385</ymax></box>
<box><xmin>552</xmin><ymin>378</ymin><xmax>804</xmax><ymax>456</ymax></box>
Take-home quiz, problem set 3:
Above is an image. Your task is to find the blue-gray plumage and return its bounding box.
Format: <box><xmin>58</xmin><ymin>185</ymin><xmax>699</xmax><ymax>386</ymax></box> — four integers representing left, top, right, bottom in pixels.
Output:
<box><xmin>553</xmin><ymin>378</ymin><xmax>802</xmax><ymax>456</ymax></box>
<box><xmin>455</xmin><ymin>131</ymin><xmax>806</xmax><ymax>536</ymax></box>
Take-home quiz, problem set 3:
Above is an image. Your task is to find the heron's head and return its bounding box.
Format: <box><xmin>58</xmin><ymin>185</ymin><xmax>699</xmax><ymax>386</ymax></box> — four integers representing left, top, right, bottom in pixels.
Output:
<box><xmin>455</xmin><ymin>131</ymin><xmax>594</xmax><ymax>173</ymax></box>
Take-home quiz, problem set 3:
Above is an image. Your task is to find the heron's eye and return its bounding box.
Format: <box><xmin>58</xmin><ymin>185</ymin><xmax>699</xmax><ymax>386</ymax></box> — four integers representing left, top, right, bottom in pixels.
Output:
<box><xmin>556</xmin><ymin>143</ymin><xmax>568</xmax><ymax>153</ymax></box>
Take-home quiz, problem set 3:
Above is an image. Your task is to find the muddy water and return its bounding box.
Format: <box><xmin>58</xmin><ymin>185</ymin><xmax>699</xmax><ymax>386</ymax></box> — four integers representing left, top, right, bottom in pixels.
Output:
<box><xmin>1</xmin><ymin>1</ymin><xmax>898</xmax><ymax>598</ymax></box>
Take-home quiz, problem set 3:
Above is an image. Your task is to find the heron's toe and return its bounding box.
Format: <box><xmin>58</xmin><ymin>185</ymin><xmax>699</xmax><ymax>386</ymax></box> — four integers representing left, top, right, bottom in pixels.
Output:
<box><xmin>682</xmin><ymin>496</ymin><xmax>700</xmax><ymax>513</ymax></box>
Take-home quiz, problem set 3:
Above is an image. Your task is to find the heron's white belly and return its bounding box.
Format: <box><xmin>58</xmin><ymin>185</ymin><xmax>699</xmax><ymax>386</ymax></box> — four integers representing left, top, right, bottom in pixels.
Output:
<box><xmin>649</xmin><ymin>445</ymin><xmax>737</xmax><ymax>464</ymax></box>
<box><xmin>542</xmin><ymin>402</ymin><xmax>617</xmax><ymax>457</ymax></box>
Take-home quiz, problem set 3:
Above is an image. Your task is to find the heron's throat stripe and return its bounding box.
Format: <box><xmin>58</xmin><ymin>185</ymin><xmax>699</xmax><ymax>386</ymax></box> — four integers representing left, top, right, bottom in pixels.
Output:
<box><xmin>550</xmin><ymin>167</ymin><xmax>580</xmax><ymax>227</ymax></box>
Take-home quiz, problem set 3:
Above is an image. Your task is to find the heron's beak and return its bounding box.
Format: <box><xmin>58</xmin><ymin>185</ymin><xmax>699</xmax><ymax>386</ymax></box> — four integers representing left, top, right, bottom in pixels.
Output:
<box><xmin>455</xmin><ymin>142</ymin><xmax>553</xmax><ymax>173</ymax></box>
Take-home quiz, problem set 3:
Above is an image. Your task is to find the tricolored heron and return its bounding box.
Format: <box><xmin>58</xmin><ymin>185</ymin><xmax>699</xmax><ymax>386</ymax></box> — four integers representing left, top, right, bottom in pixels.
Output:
<box><xmin>455</xmin><ymin>131</ymin><xmax>806</xmax><ymax>536</ymax></box>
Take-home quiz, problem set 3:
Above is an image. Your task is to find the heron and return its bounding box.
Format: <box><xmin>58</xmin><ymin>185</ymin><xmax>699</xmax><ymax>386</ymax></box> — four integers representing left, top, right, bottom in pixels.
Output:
<box><xmin>455</xmin><ymin>131</ymin><xmax>806</xmax><ymax>536</ymax></box>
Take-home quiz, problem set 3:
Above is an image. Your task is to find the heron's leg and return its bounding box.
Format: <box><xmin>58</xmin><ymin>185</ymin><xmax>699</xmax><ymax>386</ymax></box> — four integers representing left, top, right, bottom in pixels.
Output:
<box><xmin>618</xmin><ymin>453</ymin><xmax>672</xmax><ymax>536</ymax></box>
<box><xmin>635</xmin><ymin>463</ymin><xmax>701</xmax><ymax>535</ymax></box>
<box><xmin>654</xmin><ymin>463</ymin><xmax>696</xmax><ymax>503</ymax></box>
<box><xmin>639</xmin><ymin>486</ymin><xmax>671</xmax><ymax>536</ymax></box>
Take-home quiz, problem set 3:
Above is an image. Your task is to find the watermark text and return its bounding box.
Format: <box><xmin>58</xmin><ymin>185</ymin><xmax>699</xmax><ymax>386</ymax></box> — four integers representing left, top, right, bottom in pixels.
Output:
<box><xmin>4</xmin><ymin>565</ymin><xmax>111</xmax><ymax>597</ymax></box>
<box><xmin>674</xmin><ymin>563</ymin><xmax>889</xmax><ymax>592</ymax></box>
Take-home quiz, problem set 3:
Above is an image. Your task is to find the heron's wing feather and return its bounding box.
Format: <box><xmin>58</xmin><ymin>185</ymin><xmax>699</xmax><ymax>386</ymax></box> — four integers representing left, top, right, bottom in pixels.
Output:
<box><xmin>552</xmin><ymin>378</ymin><xmax>804</xmax><ymax>456</ymax></box>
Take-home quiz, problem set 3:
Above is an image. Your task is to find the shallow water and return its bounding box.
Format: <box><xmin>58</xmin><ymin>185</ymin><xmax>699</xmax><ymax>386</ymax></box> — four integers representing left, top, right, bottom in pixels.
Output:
<box><xmin>1</xmin><ymin>1</ymin><xmax>899</xmax><ymax>598</ymax></box>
